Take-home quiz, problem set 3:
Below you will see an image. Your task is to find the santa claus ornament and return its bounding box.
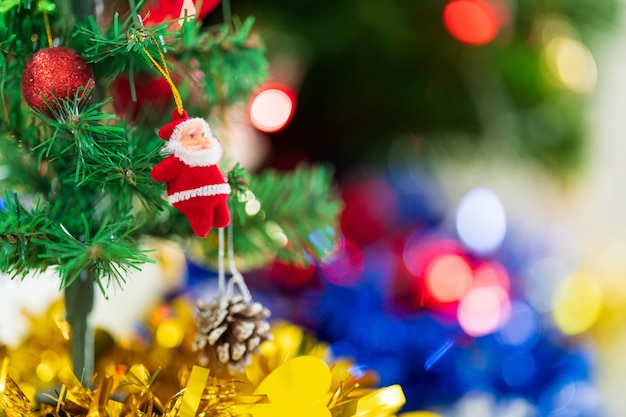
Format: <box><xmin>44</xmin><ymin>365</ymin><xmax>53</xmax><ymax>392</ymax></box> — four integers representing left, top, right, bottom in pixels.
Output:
<box><xmin>142</xmin><ymin>26</ymin><xmax>270</xmax><ymax>375</ymax></box>
<box><xmin>151</xmin><ymin>109</ymin><xmax>231</xmax><ymax>237</ymax></box>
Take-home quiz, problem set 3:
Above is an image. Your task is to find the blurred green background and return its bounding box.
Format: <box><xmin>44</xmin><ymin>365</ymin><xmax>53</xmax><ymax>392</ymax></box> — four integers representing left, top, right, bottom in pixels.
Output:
<box><xmin>226</xmin><ymin>0</ymin><xmax>619</xmax><ymax>178</ymax></box>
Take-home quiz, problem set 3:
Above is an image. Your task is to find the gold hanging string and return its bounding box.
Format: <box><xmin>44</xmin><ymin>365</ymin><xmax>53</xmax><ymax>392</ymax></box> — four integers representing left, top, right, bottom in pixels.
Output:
<box><xmin>141</xmin><ymin>31</ymin><xmax>184</xmax><ymax>116</ymax></box>
<box><xmin>42</xmin><ymin>9</ymin><xmax>53</xmax><ymax>47</ymax></box>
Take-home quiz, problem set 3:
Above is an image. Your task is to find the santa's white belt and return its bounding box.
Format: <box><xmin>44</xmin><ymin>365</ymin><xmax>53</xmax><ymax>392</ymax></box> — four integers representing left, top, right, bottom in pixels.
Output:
<box><xmin>168</xmin><ymin>183</ymin><xmax>231</xmax><ymax>204</ymax></box>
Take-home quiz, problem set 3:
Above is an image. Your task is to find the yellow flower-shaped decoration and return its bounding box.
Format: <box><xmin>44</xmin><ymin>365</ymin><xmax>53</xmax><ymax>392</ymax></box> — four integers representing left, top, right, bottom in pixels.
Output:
<box><xmin>244</xmin><ymin>355</ymin><xmax>406</xmax><ymax>417</ymax></box>
<box><xmin>246</xmin><ymin>320</ymin><xmax>328</xmax><ymax>385</ymax></box>
<box><xmin>248</xmin><ymin>356</ymin><xmax>332</xmax><ymax>417</ymax></box>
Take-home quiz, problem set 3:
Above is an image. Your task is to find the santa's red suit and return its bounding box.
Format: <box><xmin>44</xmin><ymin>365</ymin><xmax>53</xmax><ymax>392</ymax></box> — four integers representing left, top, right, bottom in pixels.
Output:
<box><xmin>151</xmin><ymin>109</ymin><xmax>231</xmax><ymax>238</ymax></box>
<box><xmin>151</xmin><ymin>156</ymin><xmax>230</xmax><ymax>237</ymax></box>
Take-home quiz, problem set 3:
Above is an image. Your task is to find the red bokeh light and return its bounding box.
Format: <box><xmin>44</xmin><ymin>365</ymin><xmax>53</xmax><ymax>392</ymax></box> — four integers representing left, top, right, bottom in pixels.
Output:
<box><xmin>425</xmin><ymin>254</ymin><xmax>473</xmax><ymax>303</ymax></box>
<box><xmin>473</xmin><ymin>261</ymin><xmax>510</xmax><ymax>292</ymax></box>
<box><xmin>443</xmin><ymin>0</ymin><xmax>499</xmax><ymax>46</ymax></box>
<box><xmin>249</xmin><ymin>82</ymin><xmax>297</xmax><ymax>133</ymax></box>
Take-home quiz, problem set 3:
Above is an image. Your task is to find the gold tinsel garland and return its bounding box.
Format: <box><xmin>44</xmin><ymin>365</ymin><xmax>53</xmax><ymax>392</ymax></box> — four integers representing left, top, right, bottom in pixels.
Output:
<box><xmin>0</xmin><ymin>298</ymin><xmax>407</xmax><ymax>417</ymax></box>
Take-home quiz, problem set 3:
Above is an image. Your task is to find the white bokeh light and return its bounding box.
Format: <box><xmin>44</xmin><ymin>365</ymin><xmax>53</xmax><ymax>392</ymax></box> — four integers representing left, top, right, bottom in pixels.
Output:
<box><xmin>545</xmin><ymin>37</ymin><xmax>597</xmax><ymax>94</ymax></box>
<box><xmin>455</xmin><ymin>187</ymin><xmax>507</xmax><ymax>254</ymax></box>
<box><xmin>249</xmin><ymin>87</ymin><xmax>295</xmax><ymax>133</ymax></box>
<box><xmin>458</xmin><ymin>285</ymin><xmax>510</xmax><ymax>337</ymax></box>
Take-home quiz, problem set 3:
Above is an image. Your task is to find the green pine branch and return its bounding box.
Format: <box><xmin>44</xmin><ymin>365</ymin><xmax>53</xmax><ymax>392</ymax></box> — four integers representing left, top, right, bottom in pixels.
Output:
<box><xmin>0</xmin><ymin>192</ymin><xmax>58</xmax><ymax>277</ymax></box>
<box><xmin>30</xmin><ymin>90</ymin><xmax>166</xmax><ymax>211</ymax></box>
<box><xmin>0</xmin><ymin>0</ymin><xmax>56</xmax><ymax>56</ymax></box>
<box><xmin>242</xmin><ymin>163</ymin><xmax>341</xmax><ymax>265</ymax></box>
<box><xmin>174</xmin><ymin>16</ymin><xmax>268</xmax><ymax>107</ymax></box>
<box><xmin>75</xmin><ymin>12</ymin><xmax>176</xmax><ymax>80</ymax></box>
<box><xmin>74</xmin><ymin>10</ymin><xmax>267</xmax><ymax>111</ymax></box>
<box><xmin>190</xmin><ymin>164</ymin><xmax>342</xmax><ymax>270</ymax></box>
<box><xmin>34</xmin><ymin>214</ymin><xmax>151</xmax><ymax>294</ymax></box>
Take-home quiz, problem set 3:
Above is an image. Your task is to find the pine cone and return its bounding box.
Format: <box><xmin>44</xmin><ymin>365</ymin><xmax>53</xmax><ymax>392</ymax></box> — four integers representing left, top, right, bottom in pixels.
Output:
<box><xmin>193</xmin><ymin>295</ymin><xmax>272</xmax><ymax>375</ymax></box>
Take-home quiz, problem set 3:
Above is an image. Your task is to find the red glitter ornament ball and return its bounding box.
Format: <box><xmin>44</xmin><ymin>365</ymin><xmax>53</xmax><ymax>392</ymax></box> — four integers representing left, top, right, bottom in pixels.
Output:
<box><xmin>21</xmin><ymin>47</ymin><xmax>95</xmax><ymax>113</ymax></box>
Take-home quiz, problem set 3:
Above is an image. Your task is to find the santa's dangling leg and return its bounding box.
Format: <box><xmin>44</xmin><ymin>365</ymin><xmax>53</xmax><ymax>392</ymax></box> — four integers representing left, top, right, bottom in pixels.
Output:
<box><xmin>213</xmin><ymin>198</ymin><xmax>230</xmax><ymax>229</ymax></box>
<box><xmin>174</xmin><ymin>195</ymin><xmax>227</xmax><ymax>238</ymax></box>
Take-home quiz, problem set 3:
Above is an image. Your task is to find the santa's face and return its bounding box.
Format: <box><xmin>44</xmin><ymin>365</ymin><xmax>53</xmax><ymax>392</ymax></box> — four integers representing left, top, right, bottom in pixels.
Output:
<box><xmin>179</xmin><ymin>122</ymin><xmax>213</xmax><ymax>150</ymax></box>
<box><xmin>166</xmin><ymin>120</ymin><xmax>223</xmax><ymax>167</ymax></box>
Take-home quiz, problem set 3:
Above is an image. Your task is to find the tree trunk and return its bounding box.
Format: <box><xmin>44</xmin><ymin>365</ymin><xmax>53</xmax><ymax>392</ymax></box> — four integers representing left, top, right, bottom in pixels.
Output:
<box><xmin>64</xmin><ymin>269</ymin><xmax>95</xmax><ymax>384</ymax></box>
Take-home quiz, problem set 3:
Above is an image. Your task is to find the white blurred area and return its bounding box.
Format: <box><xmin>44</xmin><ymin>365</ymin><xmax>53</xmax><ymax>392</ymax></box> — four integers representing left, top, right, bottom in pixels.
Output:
<box><xmin>0</xmin><ymin>239</ymin><xmax>186</xmax><ymax>347</ymax></box>
<box><xmin>0</xmin><ymin>270</ymin><xmax>60</xmax><ymax>347</ymax></box>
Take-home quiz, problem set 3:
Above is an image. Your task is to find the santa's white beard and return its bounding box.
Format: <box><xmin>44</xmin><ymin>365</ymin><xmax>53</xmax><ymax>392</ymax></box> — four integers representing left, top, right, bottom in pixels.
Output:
<box><xmin>166</xmin><ymin>139</ymin><xmax>223</xmax><ymax>167</ymax></box>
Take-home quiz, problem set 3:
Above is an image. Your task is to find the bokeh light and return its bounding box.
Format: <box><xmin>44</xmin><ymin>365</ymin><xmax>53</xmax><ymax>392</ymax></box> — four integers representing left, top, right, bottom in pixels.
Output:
<box><xmin>425</xmin><ymin>254</ymin><xmax>473</xmax><ymax>303</ymax></box>
<box><xmin>249</xmin><ymin>83</ymin><xmax>296</xmax><ymax>133</ymax></box>
<box><xmin>538</xmin><ymin>380</ymin><xmax>601</xmax><ymax>416</ymax></box>
<box><xmin>36</xmin><ymin>362</ymin><xmax>55</xmax><ymax>382</ymax></box>
<box><xmin>497</xmin><ymin>301</ymin><xmax>539</xmax><ymax>347</ymax></box>
<box><xmin>458</xmin><ymin>286</ymin><xmax>510</xmax><ymax>336</ymax></box>
<box><xmin>403</xmin><ymin>234</ymin><xmax>464</xmax><ymax>278</ymax></box>
<box><xmin>443</xmin><ymin>0</ymin><xmax>499</xmax><ymax>46</ymax></box>
<box><xmin>245</xmin><ymin>198</ymin><xmax>261</xmax><ymax>216</ymax></box>
<box><xmin>455</xmin><ymin>187</ymin><xmax>506</xmax><ymax>254</ymax></box>
<box><xmin>552</xmin><ymin>273</ymin><xmax>603</xmax><ymax>335</ymax></box>
<box><xmin>502</xmin><ymin>351</ymin><xmax>536</xmax><ymax>387</ymax></box>
<box><xmin>544</xmin><ymin>37</ymin><xmax>597</xmax><ymax>93</ymax></box>
<box><xmin>473</xmin><ymin>262</ymin><xmax>510</xmax><ymax>292</ymax></box>
<box><xmin>266</xmin><ymin>222</ymin><xmax>289</xmax><ymax>248</ymax></box>
<box><xmin>156</xmin><ymin>318</ymin><xmax>184</xmax><ymax>348</ymax></box>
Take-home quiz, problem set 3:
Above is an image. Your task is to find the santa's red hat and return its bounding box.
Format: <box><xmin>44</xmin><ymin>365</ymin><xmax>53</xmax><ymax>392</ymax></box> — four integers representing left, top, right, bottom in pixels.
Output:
<box><xmin>158</xmin><ymin>109</ymin><xmax>213</xmax><ymax>142</ymax></box>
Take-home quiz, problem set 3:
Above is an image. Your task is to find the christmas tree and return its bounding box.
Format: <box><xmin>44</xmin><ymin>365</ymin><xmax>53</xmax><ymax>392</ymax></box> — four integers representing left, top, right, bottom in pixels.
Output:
<box><xmin>0</xmin><ymin>0</ymin><xmax>341</xmax><ymax>394</ymax></box>
<box><xmin>2</xmin><ymin>0</ymin><xmax>623</xmax><ymax>415</ymax></box>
